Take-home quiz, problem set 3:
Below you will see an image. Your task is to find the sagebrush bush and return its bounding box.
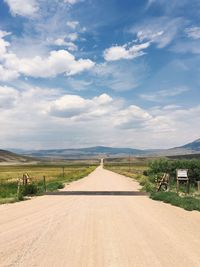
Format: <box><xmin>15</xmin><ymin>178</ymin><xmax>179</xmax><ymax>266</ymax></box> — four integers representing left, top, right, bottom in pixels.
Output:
<box><xmin>22</xmin><ymin>183</ymin><xmax>38</xmax><ymax>196</ymax></box>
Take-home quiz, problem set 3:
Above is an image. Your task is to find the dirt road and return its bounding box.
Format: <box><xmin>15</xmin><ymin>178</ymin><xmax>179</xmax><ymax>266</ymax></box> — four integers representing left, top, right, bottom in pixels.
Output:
<box><xmin>0</xmin><ymin>165</ymin><xmax>200</xmax><ymax>267</ymax></box>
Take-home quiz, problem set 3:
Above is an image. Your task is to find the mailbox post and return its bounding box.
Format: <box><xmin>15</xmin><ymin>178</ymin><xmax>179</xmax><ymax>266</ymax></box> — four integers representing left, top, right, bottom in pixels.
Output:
<box><xmin>176</xmin><ymin>169</ymin><xmax>189</xmax><ymax>194</ymax></box>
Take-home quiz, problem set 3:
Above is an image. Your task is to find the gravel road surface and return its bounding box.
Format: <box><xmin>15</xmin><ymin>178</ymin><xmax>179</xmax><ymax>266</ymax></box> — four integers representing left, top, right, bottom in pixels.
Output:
<box><xmin>0</xmin><ymin>165</ymin><xmax>200</xmax><ymax>267</ymax></box>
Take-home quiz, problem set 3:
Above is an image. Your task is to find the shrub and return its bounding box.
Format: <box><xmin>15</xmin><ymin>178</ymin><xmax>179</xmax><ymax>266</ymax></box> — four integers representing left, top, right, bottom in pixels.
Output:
<box><xmin>22</xmin><ymin>183</ymin><xmax>38</xmax><ymax>196</ymax></box>
<box><xmin>148</xmin><ymin>158</ymin><xmax>200</xmax><ymax>183</ymax></box>
<box><xmin>46</xmin><ymin>181</ymin><xmax>64</xmax><ymax>191</ymax></box>
<box><xmin>143</xmin><ymin>170</ymin><xmax>149</xmax><ymax>176</ymax></box>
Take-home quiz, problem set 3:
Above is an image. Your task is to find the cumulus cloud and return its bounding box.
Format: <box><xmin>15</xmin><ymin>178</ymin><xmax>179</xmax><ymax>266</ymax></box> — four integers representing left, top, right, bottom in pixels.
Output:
<box><xmin>4</xmin><ymin>0</ymin><xmax>39</xmax><ymax>17</ymax></box>
<box><xmin>103</xmin><ymin>42</ymin><xmax>150</xmax><ymax>61</ymax></box>
<box><xmin>12</xmin><ymin>50</ymin><xmax>94</xmax><ymax>77</ymax></box>
<box><xmin>0</xmin><ymin>84</ymin><xmax>199</xmax><ymax>149</ymax></box>
<box><xmin>0</xmin><ymin>31</ymin><xmax>94</xmax><ymax>80</ymax></box>
<box><xmin>47</xmin><ymin>93</ymin><xmax>113</xmax><ymax>118</ymax></box>
<box><xmin>114</xmin><ymin>105</ymin><xmax>152</xmax><ymax>129</ymax></box>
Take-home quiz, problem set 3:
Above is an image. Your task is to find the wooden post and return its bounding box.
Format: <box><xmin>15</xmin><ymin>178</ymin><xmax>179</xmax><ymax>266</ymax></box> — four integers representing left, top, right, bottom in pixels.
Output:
<box><xmin>128</xmin><ymin>154</ymin><xmax>131</xmax><ymax>172</ymax></box>
<box><xmin>176</xmin><ymin>179</ymin><xmax>179</xmax><ymax>194</ymax></box>
<box><xmin>62</xmin><ymin>167</ymin><xmax>65</xmax><ymax>178</ymax></box>
<box><xmin>176</xmin><ymin>170</ymin><xmax>179</xmax><ymax>194</ymax></box>
<box><xmin>43</xmin><ymin>176</ymin><xmax>46</xmax><ymax>192</ymax></box>
<box><xmin>17</xmin><ymin>178</ymin><xmax>21</xmax><ymax>200</ymax></box>
<box><xmin>197</xmin><ymin>181</ymin><xmax>200</xmax><ymax>193</ymax></box>
<box><xmin>187</xmin><ymin>179</ymin><xmax>190</xmax><ymax>194</ymax></box>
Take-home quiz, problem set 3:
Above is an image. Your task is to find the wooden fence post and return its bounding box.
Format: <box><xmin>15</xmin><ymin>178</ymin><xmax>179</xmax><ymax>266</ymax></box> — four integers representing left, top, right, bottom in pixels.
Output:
<box><xmin>187</xmin><ymin>179</ymin><xmax>190</xmax><ymax>194</ymax></box>
<box><xmin>62</xmin><ymin>167</ymin><xmax>65</xmax><ymax>178</ymax></box>
<box><xmin>176</xmin><ymin>178</ymin><xmax>179</xmax><ymax>194</ymax></box>
<box><xmin>43</xmin><ymin>176</ymin><xmax>46</xmax><ymax>192</ymax></box>
<box><xmin>17</xmin><ymin>178</ymin><xmax>21</xmax><ymax>200</ymax></box>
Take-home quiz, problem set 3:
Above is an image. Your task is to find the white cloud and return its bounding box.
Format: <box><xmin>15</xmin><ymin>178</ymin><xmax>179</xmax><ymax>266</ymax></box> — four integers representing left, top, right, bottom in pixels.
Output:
<box><xmin>0</xmin><ymin>30</ymin><xmax>94</xmax><ymax>80</ymax></box>
<box><xmin>67</xmin><ymin>33</ymin><xmax>78</xmax><ymax>41</ymax></box>
<box><xmin>4</xmin><ymin>0</ymin><xmax>39</xmax><ymax>17</ymax></box>
<box><xmin>131</xmin><ymin>17</ymin><xmax>184</xmax><ymax>48</ymax></box>
<box><xmin>103</xmin><ymin>42</ymin><xmax>150</xmax><ymax>61</ymax></box>
<box><xmin>48</xmin><ymin>95</ymin><xmax>90</xmax><ymax>118</ymax></box>
<box><xmin>13</xmin><ymin>50</ymin><xmax>94</xmax><ymax>77</ymax></box>
<box><xmin>54</xmin><ymin>38</ymin><xmax>78</xmax><ymax>51</ymax></box>
<box><xmin>67</xmin><ymin>78</ymin><xmax>92</xmax><ymax>91</ymax></box>
<box><xmin>114</xmin><ymin>105</ymin><xmax>152</xmax><ymax>129</ymax></box>
<box><xmin>0</xmin><ymin>30</ymin><xmax>11</xmax><ymax>38</ymax></box>
<box><xmin>66</xmin><ymin>21</ymin><xmax>79</xmax><ymax>29</ymax></box>
<box><xmin>47</xmin><ymin>93</ymin><xmax>113</xmax><ymax>118</ymax></box>
<box><xmin>0</xmin><ymin>31</ymin><xmax>10</xmax><ymax>59</ymax></box>
<box><xmin>140</xmin><ymin>87</ymin><xmax>189</xmax><ymax>102</ymax></box>
<box><xmin>63</xmin><ymin>0</ymin><xmax>80</xmax><ymax>4</ymax></box>
<box><xmin>137</xmin><ymin>30</ymin><xmax>164</xmax><ymax>43</ymax></box>
<box><xmin>185</xmin><ymin>27</ymin><xmax>200</xmax><ymax>40</ymax></box>
<box><xmin>0</xmin><ymin>86</ymin><xmax>19</xmax><ymax>109</ymax></box>
<box><xmin>0</xmin><ymin>65</ymin><xmax>19</xmax><ymax>81</ymax></box>
<box><xmin>0</xmin><ymin>84</ymin><xmax>200</xmax><ymax>149</ymax></box>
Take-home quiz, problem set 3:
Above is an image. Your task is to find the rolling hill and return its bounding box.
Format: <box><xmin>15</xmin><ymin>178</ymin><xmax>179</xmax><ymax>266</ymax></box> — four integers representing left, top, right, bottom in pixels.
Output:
<box><xmin>164</xmin><ymin>138</ymin><xmax>200</xmax><ymax>156</ymax></box>
<box><xmin>181</xmin><ymin>138</ymin><xmax>200</xmax><ymax>151</ymax></box>
<box><xmin>0</xmin><ymin>149</ymin><xmax>36</xmax><ymax>164</ymax></box>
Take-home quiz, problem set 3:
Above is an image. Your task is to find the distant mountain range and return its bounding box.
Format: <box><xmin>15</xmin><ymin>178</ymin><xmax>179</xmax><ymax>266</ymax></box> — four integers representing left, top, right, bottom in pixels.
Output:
<box><xmin>11</xmin><ymin>138</ymin><xmax>200</xmax><ymax>158</ymax></box>
<box><xmin>14</xmin><ymin>146</ymin><xmax>145</xmax><ymax>159</ymax></box>
<box><xmin>2</xmin><ymin>138</ymin><xmax>200</xmax><ymax>161</ymax></box>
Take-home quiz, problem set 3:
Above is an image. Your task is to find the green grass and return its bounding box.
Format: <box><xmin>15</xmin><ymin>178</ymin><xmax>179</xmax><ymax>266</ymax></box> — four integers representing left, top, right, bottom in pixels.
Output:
<box><xmin>0</xmin><ymin>161</ymin><xmax>98</xmax><ymax>204</ymax></box>
<box><xmin>150</xmin><ymin>192</ymin><xmax>200</xmax><ymax>211</ymax></box>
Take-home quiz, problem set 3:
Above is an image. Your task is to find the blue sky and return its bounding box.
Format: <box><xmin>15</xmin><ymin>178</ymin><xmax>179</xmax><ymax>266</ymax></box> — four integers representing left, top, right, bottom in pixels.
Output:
<box><xmin>0</xmin><ymin>0</ymin><xmax>200</xmax><ymax>149</ymax></box>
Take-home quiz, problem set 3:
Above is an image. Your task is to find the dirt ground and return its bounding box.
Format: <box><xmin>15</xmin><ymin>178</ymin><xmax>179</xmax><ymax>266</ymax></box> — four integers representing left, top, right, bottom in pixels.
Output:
<box><xmin>0</xmin><ymin>165</ymin><xmax>200</xmax><ymax>267</ymax></box>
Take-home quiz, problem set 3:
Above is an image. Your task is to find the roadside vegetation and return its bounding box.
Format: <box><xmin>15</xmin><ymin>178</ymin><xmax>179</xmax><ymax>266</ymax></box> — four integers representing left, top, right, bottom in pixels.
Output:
<box><xmin>0</xmin><ymin>160</ymin><xmax>98</xmax><ymax>204</ymax></box>
<box><xmin>104</xmin><ymin>157</ymin><xmax>200</xmax><ymax>211</ymax></box>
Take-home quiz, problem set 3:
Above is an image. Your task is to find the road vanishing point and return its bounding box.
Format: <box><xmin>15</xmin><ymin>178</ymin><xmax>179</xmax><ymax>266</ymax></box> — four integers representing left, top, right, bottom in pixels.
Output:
<box><xmin>0</xmin><ymin>165</ymin><xmax>200</xmax><ymax>267</ymax></box>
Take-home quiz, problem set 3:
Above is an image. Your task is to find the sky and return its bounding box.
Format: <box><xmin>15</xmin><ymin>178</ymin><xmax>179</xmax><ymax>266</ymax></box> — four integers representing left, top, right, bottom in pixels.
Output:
<box><xmin>0</xmin><ymin>0</ymin><xmax>200</xmax><ymax>150</ymax></box>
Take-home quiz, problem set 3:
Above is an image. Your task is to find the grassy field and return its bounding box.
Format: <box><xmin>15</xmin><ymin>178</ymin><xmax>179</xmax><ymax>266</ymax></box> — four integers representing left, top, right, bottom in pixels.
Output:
<box><xmin>104</xmin><ymin>157</ymin><xmax>200</xmax><ymax>211</ymax></box>
<box><xmin>0</xmin><ymin>159</ymin><xmax>99</xmax><ymax>204</ymax></box>
<box><xmin>104</xmin><ymin>157</ymin><xmax>149</xmax><ymax>183</ymax></box>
